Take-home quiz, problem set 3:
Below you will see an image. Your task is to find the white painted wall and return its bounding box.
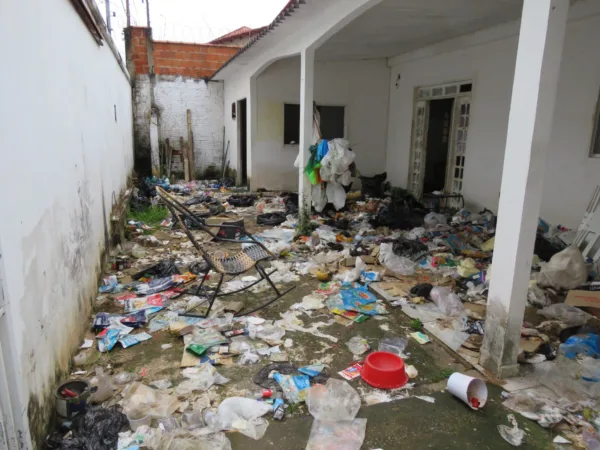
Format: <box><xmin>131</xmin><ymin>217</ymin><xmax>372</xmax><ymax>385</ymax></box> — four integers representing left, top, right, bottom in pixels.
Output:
<box><xmin>387</xmin><ymin>1</ymin><xmax>600</xmax><ymax>228</ymax></box>
<box><xmin>223</xmin><ymin>73</ymin><xmax>250</xmax><ymax>181</ymax></box>
<box><xmin>0</xmin><ymin>0</ymin><xmax>133</xmax><ymax>444</ymax></box>
<box><xmin>134</xmin><ymin>76</ymin><xmax>226</xmax><ymax>176</ymax></box>
<box><xmin>252</xmin><ymin>56</ymin><xmax>390</xmax><ymax>191</ymax></box>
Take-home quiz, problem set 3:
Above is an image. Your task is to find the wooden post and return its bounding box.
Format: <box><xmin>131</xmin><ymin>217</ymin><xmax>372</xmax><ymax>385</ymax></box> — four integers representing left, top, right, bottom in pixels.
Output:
<box><xmin>181</xmin><ymin>137</ymin><xmax>189</xmax><ymax>182</ymax></box>
<box><xmin>165</xmin><ymin>138</ymin><xmax>172</xmax><ymax>179</ymax></box>
<box><xmin>187</xmin><ymin>109</ymin><xmax>195</xmax><ymax>180</ymax></box>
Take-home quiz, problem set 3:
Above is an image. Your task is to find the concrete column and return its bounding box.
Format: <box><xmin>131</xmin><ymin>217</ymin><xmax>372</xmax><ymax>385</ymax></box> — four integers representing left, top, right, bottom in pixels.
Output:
<box><xmin>247</xmin><ymin>75</ymin><xmax>257</xmax><ymax>190</ymax></box>
<box><xmin>481</xmin><ymin>0</ymin><xmax>569</xmax><ymax>378</ymax></box>
<box><xmin>299</xmin><ymin>47</ymin><xmax>315</xmax><ymax>215</ymax></box>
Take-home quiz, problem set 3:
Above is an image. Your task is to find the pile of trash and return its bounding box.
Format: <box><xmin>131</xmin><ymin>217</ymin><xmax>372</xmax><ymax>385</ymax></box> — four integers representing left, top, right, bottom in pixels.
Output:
<box><xmin>51</xmin><ymin>166</ymin><xmax>600</xmax><ymax>448</ymax></box>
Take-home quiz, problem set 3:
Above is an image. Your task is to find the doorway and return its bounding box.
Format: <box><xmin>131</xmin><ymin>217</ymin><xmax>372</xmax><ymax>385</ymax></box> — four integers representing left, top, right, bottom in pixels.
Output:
<box><xmin>423</xmin><ymin>98</ymin><xmax>454</xmax><ymax>194</ymax></box>
<box><xmin>237</xmin><ymin>99</ymin><xmax>248</xmax><ymax>186</ymax></box>
<box><xmin>408</xmin><ymin>81</ymin><xmax>472</xmax><ymax>199</ymax></box>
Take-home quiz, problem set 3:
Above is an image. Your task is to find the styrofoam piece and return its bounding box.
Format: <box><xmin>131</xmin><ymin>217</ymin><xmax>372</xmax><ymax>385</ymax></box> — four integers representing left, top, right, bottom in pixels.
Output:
<box><xmin>447</xmin><ymin>373</ymin><xmax>487</xmax><ymax>410</ymax></box>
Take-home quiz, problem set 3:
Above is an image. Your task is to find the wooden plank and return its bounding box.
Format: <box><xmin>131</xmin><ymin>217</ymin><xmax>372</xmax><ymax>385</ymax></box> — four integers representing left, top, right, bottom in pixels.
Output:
<box><xmin>181</xmin><ymin>137</ymin><xmax>189</xmax><ymax>182</ymax></box>
<box><xmin>187</xmin><ymin>109</ymin><xmax>195</xmax><ymax>180</ymax></box>
<box><xmin>165</xmin><ymin>138</ymin><xmax>172</xmax><ymax>179</ymax></box>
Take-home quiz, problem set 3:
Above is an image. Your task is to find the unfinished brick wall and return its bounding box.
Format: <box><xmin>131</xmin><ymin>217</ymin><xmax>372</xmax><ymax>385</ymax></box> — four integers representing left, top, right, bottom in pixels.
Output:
<box><xmin>127</xmin><ymin>27</ymin><xmax>238</xmax><ymax>78</ymax></box>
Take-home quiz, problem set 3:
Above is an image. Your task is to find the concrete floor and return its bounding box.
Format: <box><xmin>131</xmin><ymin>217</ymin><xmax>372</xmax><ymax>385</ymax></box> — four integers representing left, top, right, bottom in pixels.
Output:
<box><xmin>87</xmin><ymin>213</ymin><xmax>561</xmax><ymax>449</ymax></box>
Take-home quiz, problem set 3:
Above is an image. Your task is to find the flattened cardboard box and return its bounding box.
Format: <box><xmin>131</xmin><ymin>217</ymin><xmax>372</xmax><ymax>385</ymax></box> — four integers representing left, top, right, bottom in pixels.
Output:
<box><xmin>566</xmin><ymin>285</ymin><xmax>600</xmax><ymax>309</ymax></box>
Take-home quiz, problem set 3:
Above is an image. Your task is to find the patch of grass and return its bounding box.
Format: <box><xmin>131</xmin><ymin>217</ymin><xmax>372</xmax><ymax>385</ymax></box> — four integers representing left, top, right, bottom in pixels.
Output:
<box><xmin>410</xmin><ymin>318</ymin><xmax>424</xmax><ymax>331</ymax></box>
<box><xmin>429</xmin><ymin>368</ymin><xmax>454</xmax><ymax>382</ymax></box>
<box><xmin>127</xmin><ymin>205</ymin><xmax>169</xmax><ymax>226</ymax></box>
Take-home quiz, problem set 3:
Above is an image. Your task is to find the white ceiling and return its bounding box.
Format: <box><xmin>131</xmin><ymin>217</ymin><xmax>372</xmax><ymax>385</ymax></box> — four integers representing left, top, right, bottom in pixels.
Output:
<box><xmin>316</xmin><ymin>0</ymin><xmax>524</xmax><ymax>60</ymax></box>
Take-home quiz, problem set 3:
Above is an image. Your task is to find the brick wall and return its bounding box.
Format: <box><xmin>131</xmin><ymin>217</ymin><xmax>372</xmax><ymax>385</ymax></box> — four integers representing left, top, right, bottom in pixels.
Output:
<box><xmin>127</xmin><ymin>27</ymin><xmax>238</xmax><ymax>78</ymax></box>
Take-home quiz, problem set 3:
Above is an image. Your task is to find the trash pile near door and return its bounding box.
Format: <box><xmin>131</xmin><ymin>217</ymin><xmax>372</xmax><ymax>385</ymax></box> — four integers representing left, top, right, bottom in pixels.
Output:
<box><xmin>46</xmin><ymin>175</ymin><xmax>600</xmax><ymax>448</ymax></box>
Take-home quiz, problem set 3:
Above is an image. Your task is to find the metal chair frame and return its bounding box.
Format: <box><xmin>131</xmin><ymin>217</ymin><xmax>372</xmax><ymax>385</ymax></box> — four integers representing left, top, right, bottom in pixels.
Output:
<box><xmin>155</xmin><ymin>187</ymin><xmax>295</xmax><ymax>318</ymax></box>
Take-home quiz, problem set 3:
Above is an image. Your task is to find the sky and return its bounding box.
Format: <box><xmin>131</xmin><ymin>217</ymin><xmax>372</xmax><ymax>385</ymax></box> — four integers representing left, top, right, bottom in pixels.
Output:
<box><xmin>94</xmin><ymin>0</ymin><xmax>289</xmax><ymax>57</ymax></box>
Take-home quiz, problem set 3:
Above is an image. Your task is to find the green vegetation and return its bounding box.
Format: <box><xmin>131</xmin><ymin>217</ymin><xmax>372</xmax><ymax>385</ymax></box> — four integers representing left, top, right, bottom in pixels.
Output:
<box><xmin>127</xmin><ymin>205</ymin><xmax>169</xmax><ymax>226</ymax></box>
<box><xmin>410</xmin><ymin>318</ymin><xmax>424</xmax><ymax>331</ymax></box>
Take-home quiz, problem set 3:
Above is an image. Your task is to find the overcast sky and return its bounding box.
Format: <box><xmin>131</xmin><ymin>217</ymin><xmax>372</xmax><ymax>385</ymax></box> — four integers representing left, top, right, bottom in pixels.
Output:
<box><xmin>95</xmin><ymin>0</ymin><xmax>288</xmax><ymax>57</ymax></box>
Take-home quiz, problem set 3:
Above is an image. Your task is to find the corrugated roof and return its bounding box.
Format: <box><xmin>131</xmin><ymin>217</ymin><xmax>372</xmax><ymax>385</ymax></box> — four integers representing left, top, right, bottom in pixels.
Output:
<box><xmin>209</xmin><ymin>26</ymin><xmax>258</xmax><ymax>44</ymax></box>
<box><xmin>208</xmin><ymin>0</ymin><xmax>306</xmax><ymax>80</ymax></box>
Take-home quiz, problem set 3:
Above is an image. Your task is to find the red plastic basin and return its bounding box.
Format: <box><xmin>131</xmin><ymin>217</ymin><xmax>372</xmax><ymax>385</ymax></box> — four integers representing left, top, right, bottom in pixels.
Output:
<box><xmin>361</xmin><ymin>351</ymin><xmax>408</xmax><ymax>389</ymax></box>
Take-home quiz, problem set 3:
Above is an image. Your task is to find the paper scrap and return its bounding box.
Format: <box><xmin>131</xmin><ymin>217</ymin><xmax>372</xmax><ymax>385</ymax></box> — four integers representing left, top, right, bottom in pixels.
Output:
<box><xmin>410</xmin><ymin>331</ymin><xmax>431</xmax><ymax>345</ymax></box>
<box><xmin>80</xmin><ymin>339</ymin><xmax>94</xmax><ymax>349</ymax></box>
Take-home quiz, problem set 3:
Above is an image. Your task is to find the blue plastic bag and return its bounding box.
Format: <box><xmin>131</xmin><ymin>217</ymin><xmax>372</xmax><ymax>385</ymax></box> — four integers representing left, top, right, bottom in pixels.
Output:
<box><xmin>273</xmin><ymin>372</ymin><xmax>310</xmax><ymax>404</ymax></box>
<box><xmin>560</xmin><ymin>333</ymin><xmax>600</xmax><ymax>359</ymax></box>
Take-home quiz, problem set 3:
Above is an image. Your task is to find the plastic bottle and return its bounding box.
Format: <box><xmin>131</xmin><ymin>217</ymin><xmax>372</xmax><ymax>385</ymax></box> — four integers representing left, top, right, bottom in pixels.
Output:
<box><xmin>246</xmin><ymin>389</ymin><xmax>275</xmax><ymax>399</ymax></box>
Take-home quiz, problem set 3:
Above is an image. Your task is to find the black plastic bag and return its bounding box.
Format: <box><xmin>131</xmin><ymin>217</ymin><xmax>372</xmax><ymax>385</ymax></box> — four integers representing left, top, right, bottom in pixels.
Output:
<box><xmin>46</xmin><ymin>407</ymin><xmax>128</xmax><ymax>450</ymax></box>
<box><xmin>133</xmin><ymin>260</ymin><xmax>180</xmax><ymax>280</ymax></box>
<box><xmin>257</xmin><ymin>213</ymin><xmax>286</xmax><ymax>226</ymax></box>
<box><xmin>228</xmin><ymin>195</ymin><xmax>257</xmax><ymax>207</ymax></box>
<box><xmin>360</xmin><ymin>172</ymin><xmax>387</xmax><ymax>198</ymax></box>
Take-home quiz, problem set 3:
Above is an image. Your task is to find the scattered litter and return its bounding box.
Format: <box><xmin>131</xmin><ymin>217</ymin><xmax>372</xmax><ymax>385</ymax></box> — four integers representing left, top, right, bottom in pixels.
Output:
<box><xmin>217</xmin><ymin>397</ymin><xmax>272</xmax><ymax>440</ymax></box>
<box><xmin>415</xmin><ymin>395</ymin><xmax>435</xmax><ymax>403</ymax></box>
<box><xmin>406</xmin><ymin>365</ymin><xmax>418</xmax><ymax>379</ymax></box>
<box><xmin>410</xmin><ymin>332</ymin><xmax>431</xmax><ymax>345</ymax></box>
<box><xmin>339</xmin><ymin>363</ymin><xmax>364</xmax><ymax>381</ymax></box>
<box><xmin>346</xmin><ymin>335</ymin><xmax>370</xmax><ymax>355</ymax></box>
<box><xmin>80</xmin><ymin>339</ymin><xmax>94</xmax><ymax>349</ymax></box>
<box><xmin>553</xmin><ymin>435</ymin><xmax>571</xmax><ymax>444</ymax></box>
<box><xmin>497</xmin><ymin>414</ymin><xmax>525</xmax><ymax>447</ymax></box>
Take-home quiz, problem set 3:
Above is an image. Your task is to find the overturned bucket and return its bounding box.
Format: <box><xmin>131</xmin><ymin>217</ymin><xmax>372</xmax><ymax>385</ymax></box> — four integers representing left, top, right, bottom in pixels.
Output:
<box><xmin>55</xmin><ymin>380</ymin><xmax>91</xmax><ymax>419</ymax></box>
<box><xmin>447</xmin><ymin>373</ymin><xmax>487</xmax><ymax>410</ymax></box>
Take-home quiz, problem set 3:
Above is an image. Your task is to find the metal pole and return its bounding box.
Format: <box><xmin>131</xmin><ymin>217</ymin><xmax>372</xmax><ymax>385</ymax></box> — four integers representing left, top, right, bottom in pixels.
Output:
<box><xmin>145</xmin><ymin>0</ymin><xmax>151</xmax><ymax>28</ymax></box>
<box><xmin>126</xmin><ymin>0</ymin><xmax>131</xmax><ymax>27</ymax></box>
<box><xmin>105</xmin><ymin>0</ymin><xmax>112</xmax><ymax>34</ymax></box>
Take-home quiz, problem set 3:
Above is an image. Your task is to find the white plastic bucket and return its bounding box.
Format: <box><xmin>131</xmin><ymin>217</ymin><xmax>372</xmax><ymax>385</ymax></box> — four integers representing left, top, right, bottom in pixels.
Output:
<box><xmin>447</xmin><ymin>373</ymin><xmax>487</xmax><ymax>410</ymax></box>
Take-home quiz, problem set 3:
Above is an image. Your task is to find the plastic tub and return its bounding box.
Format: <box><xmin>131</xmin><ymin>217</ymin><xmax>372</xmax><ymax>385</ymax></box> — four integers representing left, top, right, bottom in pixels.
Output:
<box><xmin>55</xmin><ymin>380</ymin><xmax>91</xmax><ymax>419</ymax></box>
<box><xmin>127</xmin><ymin>406</ymin><xmax>151</xmax><ymax>431</ymax></box>
<box><xmin>360</xmin><ymin>351</ymin><xmax>408</xmax><ymax>389</ymax></box>
<box><xmin>447</xmin><ymin>373</ymin><xmax>487</xmax><ymax>410</ymax></box>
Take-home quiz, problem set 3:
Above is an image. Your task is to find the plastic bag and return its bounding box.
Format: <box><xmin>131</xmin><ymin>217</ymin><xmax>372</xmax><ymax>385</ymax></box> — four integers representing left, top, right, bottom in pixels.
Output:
<box><xmin>273</xmin><ymin>372</ymin><xmax>311</xmax><ymax>404</ymax></box>
<box><xmin>559</xmin><ymin>333</ymin><xmax>600</xmax><ymax>359</ymax></box>
<box><xmin>430</xmin><ymin>286</ymin><xmax>465</xmax><ymax>317</ymax></box>
<box><xmin>319</xmin><ymin>139</ymin><xmax>355</xmax><ymax>182</ymax></box>
<box><xmin>457</xmin><ymin>258</ymin><xmax>479</xmax><ymax>278</ymax></box>
<box><xmin>306</xmin><ymin>379</ymin><xmax>361</xmax><ymax>421</ymax></box>
<box><xmin>538</xmin><ymin>303</ymin><xmax>592</xmax><ymax>326</ymax></box>
<box><xmin>424</xmin><ymin>212</ymin><xmax>447</xmax><ymax>229</ymax></box>
<box><xmin>176</xmin><ymin>364</ymin><xmax>229</xmax><ymax>395</ymax></box>
<box><xmin>537</xmin><ymin>246</ymin><xmax>587</xmax><ymax>290</ymax></box>
<box><xmin>326</xmin><ymin>181</ymin><xmax>346</xmax><ymax>211</ymax></box>
<box><xmin>334</xmin><ymin>257</ymin><xmax>366</xmax><ymax>283</ymax></box>
<box><xmin>122</xmin><ymin>382</ymin><xmax>181</xmax><ymax>419</ymax></box>
<box><xmin>217</xmin><ymin>397</ymin><xmax>272</xmax><ymax>440</ymax></box>
<box><xmin>50</xmin><ymin>406</ymin><xmax>128</xmax><ymax>450</ymax></box>
<box><xmin>312</xmin><ymin>183</ymin><xmax>328</xmax><ymax>213</ymax></box>
<box><xmin>91</xmin><ymin>367</ymin><xmax>114</xmax><ymax>404</ymax></box>
<box><xmin>378</xmin><ymin>334</ymin><xmax>408</xmax><ymax>355</ymax></box>
<box><xmin>346</xmin><ymin>336</ymin><xmax>370</xmax><ymax>355</ymax></box>
<box><xmin>379</xmin><ymin>243</ymin><xmax>416</xmax><ymax>275</ymax></box>
<box><xmin>306</xmin><ymin>419</ymin><xmax>367</xmax><ymax>450</ymax></box>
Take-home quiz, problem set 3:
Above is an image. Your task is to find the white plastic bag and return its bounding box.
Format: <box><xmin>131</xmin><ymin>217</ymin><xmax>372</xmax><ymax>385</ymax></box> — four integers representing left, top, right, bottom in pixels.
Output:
<box><xmin>334</xmin><ymin>257</ymin><xmax>366</xmax><ymax>283</ymax></box>
<box><xmin>326</xmin><ymin>181</ymin><xmax>346</xmax><ymax>211</ymax></box>
<box><xmin>430</xmin><ymin>286</ymin><xmax>465</xmax><ymax>317</ymax></box>
<box><xmin>346</xmin><ymin>336</ymin><xmax>370</xmax><ymax>355</ymax></box>
<box><xmin>217</xmin><ymin>397</ymin><xmax>272</xmax><ymax>440</ymax></box>
<box><xmin>312</xmin><ymin>183</ymin><xmax>328</xmax><ymax>213</ymax></box>
<box><xmin>306</xmin><ymin>419</ymin><xmax>367</xmax><ymax>450</ymax></box>
<box><xmin>539</xmin><ymin>303</ymin><xmax>592</xmax><ymax>326</ymax></box>
<box><xmin>379</xmin><ymin>243</ymin><xmax>416</xmax><ymax>275</ymax></box>
<box><xmin>306</xmin><ymin>379</ymin><xmax>361</xmax><ymax>421</ymax></box>
<box><xmin>424</xmin><ymin>212</ymin><xmax>447</xmax><ymax>228</ymax></box>
<box><xmin>537</xmin><ymin>246</ymin><xmax>587</xmax><ymax>291</ymax></box>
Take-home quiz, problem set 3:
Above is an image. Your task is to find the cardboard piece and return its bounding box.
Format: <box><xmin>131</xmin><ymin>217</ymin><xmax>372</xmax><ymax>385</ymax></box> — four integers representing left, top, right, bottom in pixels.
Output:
<box><xmin>180</xmin><ymin>334</ymin><xmax>201</xmax><ymax>367</ymax></box>
<box><xmin>566</xmin><ymin>287</ymin><xmax>600</xmax><ymax>310</ymax></box>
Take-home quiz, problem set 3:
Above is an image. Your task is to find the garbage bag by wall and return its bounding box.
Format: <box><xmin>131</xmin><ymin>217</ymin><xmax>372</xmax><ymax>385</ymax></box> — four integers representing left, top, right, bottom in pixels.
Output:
<box><xmin>537</xmin><ymin>246</ymin><xmax>587</xmax><ymax>291</ymax></box>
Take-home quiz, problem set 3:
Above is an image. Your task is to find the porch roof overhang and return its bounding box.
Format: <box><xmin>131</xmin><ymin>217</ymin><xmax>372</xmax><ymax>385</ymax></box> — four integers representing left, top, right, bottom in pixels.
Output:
<box><xmin>212</xmin><ymin>0</ymin><xmax>524</xmax><ymax>80</ymax></box>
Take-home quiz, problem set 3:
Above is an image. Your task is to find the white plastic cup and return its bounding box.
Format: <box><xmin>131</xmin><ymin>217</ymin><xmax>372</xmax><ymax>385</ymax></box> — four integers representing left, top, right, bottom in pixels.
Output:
<box><xmin>447</xmin><ymin>373</ymin><xmax>488</xmax><ymax>410</ymax></box>
<box><xmin>127</xmin><ymin>406</ymin><xmax>151</xmax><ymax>431</ymax></box>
